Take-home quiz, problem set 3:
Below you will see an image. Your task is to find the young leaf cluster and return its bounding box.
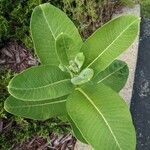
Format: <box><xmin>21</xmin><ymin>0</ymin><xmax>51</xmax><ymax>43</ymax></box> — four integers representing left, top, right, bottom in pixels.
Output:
<box><xmin>4</xmin><ymin>3</ymin><xmax>140</xmax><ymax>150</ymax></box>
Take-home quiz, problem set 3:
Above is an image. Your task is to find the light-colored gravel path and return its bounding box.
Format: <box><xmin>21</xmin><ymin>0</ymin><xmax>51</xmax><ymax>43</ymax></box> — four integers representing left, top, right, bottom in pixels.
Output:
<box><xmin>74</xmin><ymin>4</ymin><xmax>140</xmax><ymax>150</ymax></box>
<box><xmin>115</xmin><ymin>4</ymin><xmax>141</xmax><ymax>105</ymax></box>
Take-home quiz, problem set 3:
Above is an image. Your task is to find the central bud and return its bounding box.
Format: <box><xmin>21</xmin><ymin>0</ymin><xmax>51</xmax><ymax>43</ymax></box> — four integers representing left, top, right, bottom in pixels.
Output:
<box><xmin>59</xmin><ymin>52</ymin><xmax>94</xmax><ymax>85</ymax></box>
<box><xmin>71</xmin><ymin>68</ymin><xmax>94</xmax><ymax>85</ymax></box>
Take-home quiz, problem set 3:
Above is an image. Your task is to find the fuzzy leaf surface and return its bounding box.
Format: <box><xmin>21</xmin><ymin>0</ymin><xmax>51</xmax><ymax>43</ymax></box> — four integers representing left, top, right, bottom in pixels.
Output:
<box><xmin>71</xmin><ymin>68</ymin><xmax>94</xmax><ymax>85</ymax></box>
<box><xmin>67</xmin><ymin>83</ymin><xmax>136</xmax><ymax>150</ymax></box>
<box><xmin>93</xmin><ymin>60</ymin><xmax>129</xmax><ymax>92</ymax></box>
<box><xmin>81</xmin><ymin>15</ymin><xmax>140</xmax><ymax>76</ymax></box>
<box><xmin>56</xmin><ymin>34</ymin><xmax>76</xmax><ymax>66</ymax></box>
<box><xmin>31</xmin><ymin>3</ymin><xmax>82</xmax><ymax>65</ymax></box>
<box><xmin>4</xmin><ymin>96</ymin><xmax>67</xmax><ymax>120</ymax></box>
<box><xmin>8</xmin><ymin>65</ymin><xmax>74</xmax><ymax>101</ymax></box>
<box><xmin>75</xmin><ymin>52</ymin><xmax>85</xmax><ymax>69</ymax></box>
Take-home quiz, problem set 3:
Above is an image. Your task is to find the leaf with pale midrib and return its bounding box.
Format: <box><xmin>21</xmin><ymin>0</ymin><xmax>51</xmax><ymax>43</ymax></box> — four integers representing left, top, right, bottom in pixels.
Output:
<box><xmin>70</xmin><ymin>60</ymin><xmax>129</xmax><ymax>144</ymax></box>
<box><xmin>4</xmin><ymin>96</ymin><xmax>67</xmax><ymax>120</ymax></box>
<box><xmin>66</xmin><ymin>83</ymin><xmax>136</xmax><ymax>150</ymax></box>
<box><xmin>93</xmin><ymin>60</ymin><xmax>129</xmax><ymax>92</ymax></box>
<box><xmin>8</xmin><ymin>65</ymin><xmax>74</xmax><ymax>101</ymax></box>
<box><xmin>56</xmin><ymin>33</ymin><xmax>76</xmax><ymax>66</ymax></box>
<box><xmin>69</xmin><ymin>116</ymin><xmax>87</xmax><ymax>144</ymax></box>
<box><xmin>81</xmin><ymin>15</ymin><xmax>140</xmax><ymax>76</ymax></box>
<box><xmin>31</xmin><ymin>3</ymin><xmax>82</xmax><ymax>65</ymax></box>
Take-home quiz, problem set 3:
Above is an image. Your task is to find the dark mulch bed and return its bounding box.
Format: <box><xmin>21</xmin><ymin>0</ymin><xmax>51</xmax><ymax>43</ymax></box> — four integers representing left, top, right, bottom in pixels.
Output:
<box><xmin>0</xmin><ymin>42</ymin><xmax>38</xmax><ymax>72</ymax></box>
<box><xmin>19</xmin><ymin>134</ymin><xmax>76</xmax><ymax>150</ymax></box>
<box><xmin>0</xmin><ymin>116</ymin><xmax>76</xmax><ymax>150</ymax></box>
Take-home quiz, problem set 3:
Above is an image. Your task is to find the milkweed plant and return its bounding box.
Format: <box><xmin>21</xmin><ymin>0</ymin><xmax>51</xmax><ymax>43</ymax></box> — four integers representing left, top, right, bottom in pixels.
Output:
<box><xmin>4</xmin><ymin>3</ymin><xmax>140</xmax><ymax>150</ymax></box>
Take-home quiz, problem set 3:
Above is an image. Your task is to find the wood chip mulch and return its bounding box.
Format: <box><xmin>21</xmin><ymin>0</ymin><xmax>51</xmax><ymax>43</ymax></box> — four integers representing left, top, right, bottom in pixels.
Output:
<box><xmin>17</xmin><ymin>133</ymin><xmax>76</xmax><ymax>150</ymax></box>
<box><xmin>0</xmin><ymin>42</ymin><xmax>38</xmax><ymax>72</ymax></box>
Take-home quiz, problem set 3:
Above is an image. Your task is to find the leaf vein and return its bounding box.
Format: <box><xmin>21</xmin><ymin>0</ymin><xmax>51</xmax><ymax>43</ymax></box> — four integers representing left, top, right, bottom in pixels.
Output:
<box><xmin>77</xmin><ymin>87</ymin><xmax>122</xmax><ymax>150</ymax></box>
<box><xmin>86</xmin><ymin>18</ymin><xmax>139</xmax><ymax>68</ymax></box>
<box><xmin>97</xmin><ymin>65</ymin><xmax>126</xmax><ymax>84</ymax></box>
<box><xmin>9</xmin><ymin>79</ymin><xmax>70</xmax><ymax>91</ymax></box>
<box><xmin>8</xmin><ymin>100</ymin><xmax>66</xmax><ymax>108</ymax></box>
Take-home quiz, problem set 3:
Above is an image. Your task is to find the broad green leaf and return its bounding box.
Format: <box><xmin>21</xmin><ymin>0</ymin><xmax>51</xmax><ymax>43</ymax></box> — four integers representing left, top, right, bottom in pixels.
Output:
<box><xmin>8</xmin><ymin>65</ymin><xmax>74</xmax><ymax>101</ymax></box>
<box><xmin>56</xmin><ymin>33</ymin><xmax>76</xmax><ymax>66</ymax></box>
<box><xmin>69</xmin><ymin>117</ymin><xmax>87</xmax><ymax>144</ymax></box>
<box><xmin>58</xmin><ymin>115</ymin><xmax>87</xmax><ymax>144</ymax></box>
<box><xmin>4</xmin><ymin>96</ymin><xmax>67</xmax><ymax>120</ymax></box>
<box><xmin>93</xmin><ymin>60</ymin><xmax>129</xmax><ymax>92</ymax></box>
<box><xmin>81</xmin><ymin>15</ymin><xmax>140</xmax><ymax>76</ymax></box>
<box><xmin>71</xmin><ymin>68</ymin><xmax>94</xmax><ymax>85</ymax></box>
<box><xmin>66</xmin><ymin>83</ymin><xmax>136</xmax><ymax>150</ymax></box>
<box><xmin>31</xmin><ymin>3</ymin><xmax>82</xmax><ymax>65</ymax></box>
